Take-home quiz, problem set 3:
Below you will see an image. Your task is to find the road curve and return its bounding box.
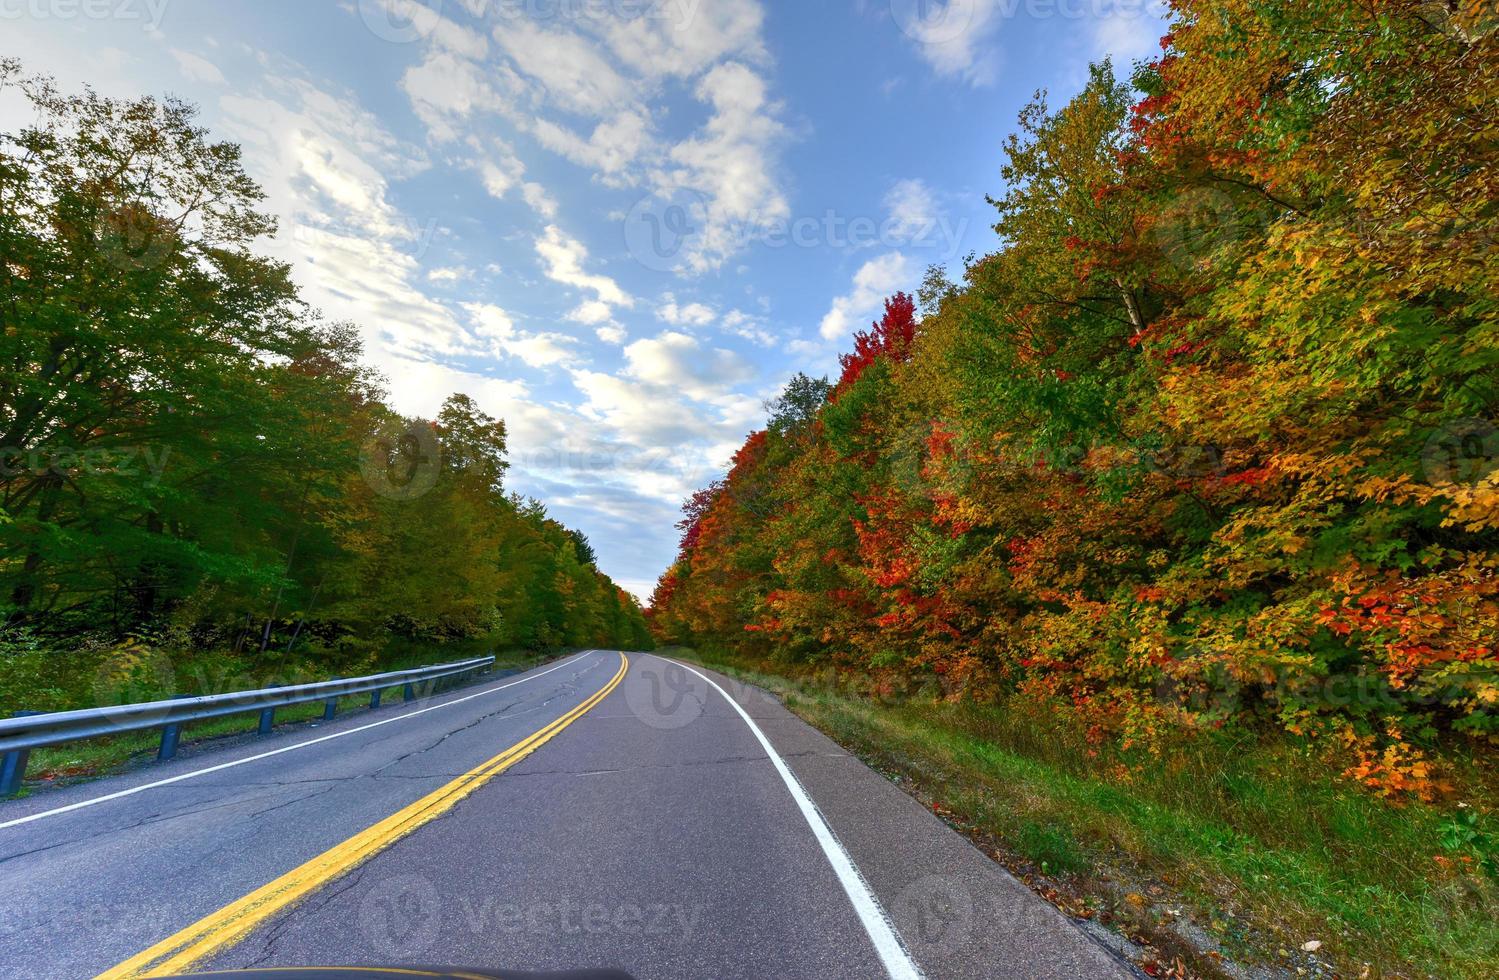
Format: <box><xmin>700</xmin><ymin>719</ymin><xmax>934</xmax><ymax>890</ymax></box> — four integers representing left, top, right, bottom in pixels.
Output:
<box><xmin>0</xmin><ymin>651</ymin><xmax>1134</xmax><ymax>980</ymax></box>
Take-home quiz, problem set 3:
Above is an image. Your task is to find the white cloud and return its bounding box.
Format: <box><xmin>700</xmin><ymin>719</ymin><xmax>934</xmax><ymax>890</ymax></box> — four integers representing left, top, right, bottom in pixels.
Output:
<box><xmin>569</xmin><ymin>366</ymin><xmax>757</xmax><ymax>458</ymax></box>
<box><xmin>570</xmin><ymin>300</ymin><xmax>615</xmax><ymax>325</ymax></box>
<box><xmin>217</xmin><ymin>80</ymin><xmax>475</xmax><ymax>359</ymax></box>
<box><xmin>493</xmin><ymin>20</ymin><xmax>633</xmax><ymax>116</ymax></box>
<box><xmin>820</xmin><ymin>252</ymin><xmax>915</xmax><ymax>341</ymax></box>
<box><xmin>462</xmin><ymin>302</ymin><xmax>578</xmax><ymax>368</ymax></box>
<box><xmin>522</xmin><ymin>181</ymin><xmax>559</xmax><ymax>219</ymax></box>
<box><xmin>427</xmin><ymin>265</ymin><xmax>471</xmax><ymax>283</ymax></box>
<box><xmin>896</xmin><ymin>0</ymin><xmax>1005</xmax><ymax>87</ymax></box>
<box><xmin>363</xmin><ymin>0</ymin><xmax>490</xmax><ymax>60</ymax></box>
<box><xmin>1091</xmin><ymin>1</ymin><xmax>1169</xmax><ymax>65</ymax></box>
<box><xmin>600</xmin><ymin>0</ymin><xmax>768</xmax><ymax>81</ymax></box>
<box><xmin>222</xmin><ymin>78</ymin><xmax>429</xmax><ymax>241</ymax></box>
<box><xmin>596</xmin><ymin>324</ymin><xmax>629</xmax><ymax>345</ymax></box>
<box><xmin>531</xmin><ymin>110</ymin><xmax>652</xmax><ymax>180</ymax></box>
<box><xmin>371</xmin><ymin>351</ymin><xmax>530</xmax><ymax>422</ymax></box>
<box><xmin>400</xmin><ymin>49</ymin><xmax>513</xmax><ymax>142</ymax></box>
<box><xmin>171</xmin><ymin>49</ymin><xmax>226</xmax><ymax>85</ymax></box>
<box><xmin>476</xmin><ymin>141</ymin><xmax>526</xmax><ymax>198</ymax></box>
<box><xmin>660</xmin><ymin>61</ymin><xmax>789</xmax><ymax>272</ymax></box>
<box><xmin>884</xmin><ymin>178</ymin><xmax>939</xmax><ymax>243</ymax></box>
<box><xmin>462</xmin><ymin>301</ymin><xmax>514</xmax><ymax>350</ymax></box>
<box><xmin>382</xmin><ymin>0</ymin><xmax>787</xmax><ymax>275</ymax></box>
<box><xmin>465</xmin><ymin>140</ymin><xmax>561</xmax><ymax>221</ymax></box>
<box><xmin>286</xmin><ymin>225</ymin><xmax>467</xmax><ymax>356</ymax></box>
<box><xmin>721</xmin><ymin>309</ymin><xmax>778</xmax><ymax>347</ymax></box>
<box><xmin>562</xmin><ymin>326</ymin><xmax>763</xmax><ymax>500</ymax></box>
<box><xmin>505</xmin><ymin>332</ymin><xmax>580</xmax><ymax>368</ymax></box>
<box><xmin>895</xmin><ymin>0</ymin><xmax>1165</xmax><ymax>85</ymax></box>
<box><xmin>623</xmin><ymin>330</ymin><xmax>755</xmax><ymax>399</ymax></box>
<box><xmin>657</xmin><ymin>294</ymin><xmax>716</xmax><ymax>327</ymax></box>
<box><xmin>535</xmin><ymin>224</ymin><xmax>633</xmax><ymax>311</ymax></box>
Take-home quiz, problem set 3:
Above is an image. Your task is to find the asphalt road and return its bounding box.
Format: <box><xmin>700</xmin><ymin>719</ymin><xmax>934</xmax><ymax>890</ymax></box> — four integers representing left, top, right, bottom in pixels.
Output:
<box><xmin>0</xmin><ymin>650</ymin><xmax>1135</xmax><ymax>980</ymax></box>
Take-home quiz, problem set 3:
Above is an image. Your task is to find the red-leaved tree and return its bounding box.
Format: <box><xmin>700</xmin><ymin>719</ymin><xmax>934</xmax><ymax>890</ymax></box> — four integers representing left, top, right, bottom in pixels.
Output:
<box><xmin>836</xmin><ymin>292</ymin><xmax>917</xmax><ymax>393</ymax></box>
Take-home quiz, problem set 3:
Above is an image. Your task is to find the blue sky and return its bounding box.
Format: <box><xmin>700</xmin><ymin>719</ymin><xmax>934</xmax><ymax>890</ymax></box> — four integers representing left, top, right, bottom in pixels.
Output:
<box><xmin>1</xmin><ymin>0</ymin><xmax>1167</xmax><ymax>599</ymax></box>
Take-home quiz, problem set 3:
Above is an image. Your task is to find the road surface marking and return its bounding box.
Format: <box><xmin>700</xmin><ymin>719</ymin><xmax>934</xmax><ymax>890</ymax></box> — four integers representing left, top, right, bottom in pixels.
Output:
<box><xmin>180</xmin><ymin>971</ymin><xmax>475</xmax><ymax>977</ymax></box>
<box><xmin>658</xmin><ymin>656</ymin><xmax>925</xmax><ymax>980</ymax></box>
<box><xmin>0</xmin><ymin>651</ymin><xmax>600</xmax><ymax>832</ymax></box>
<box><xmin>96</xmin><ymin>652</ymin><xmax>629</xmax><ymax>980</ymax></box>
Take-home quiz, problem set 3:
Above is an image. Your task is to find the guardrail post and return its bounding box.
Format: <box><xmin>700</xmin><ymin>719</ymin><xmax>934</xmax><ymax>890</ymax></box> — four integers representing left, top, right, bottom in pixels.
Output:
<box><xmin>323</xmin><ymin>677</ymin><xmax>341</xmax><ymax>721</ymax></box>
<box><xmin>1</xmin><ymin>711</ymin><xmax>43</xmax><ymax>797</ymax></box>
<box><xmin>257</xmin><ymin>707</ymin><xmax>276</xmax><ymax>735</ymax></box>
<box><xmin>369</xmin><ymin>688</ymin><xmax>382</xmax><ymax>710</ymax></box>
<box><xmin>158</xmin><ymin>695</ymin><xmax>195</xmax><ymax>761</ymax></box>
<box><xmin>403</xmin><ymin>681</ymin><xmax>416</xmax><ymax>703</ymax></box>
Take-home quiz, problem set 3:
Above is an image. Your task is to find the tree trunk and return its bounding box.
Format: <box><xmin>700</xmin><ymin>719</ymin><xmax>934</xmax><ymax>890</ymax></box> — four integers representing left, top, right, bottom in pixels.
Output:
<box><xmin>1116</xmin><ymin>278</ymin><xmax>1147</xmax><ymax>340</ymax></box>
<box><xmin>8</xmin><ymin>473</ymin><xmax>62</xmax><ymax>614</ymax></box>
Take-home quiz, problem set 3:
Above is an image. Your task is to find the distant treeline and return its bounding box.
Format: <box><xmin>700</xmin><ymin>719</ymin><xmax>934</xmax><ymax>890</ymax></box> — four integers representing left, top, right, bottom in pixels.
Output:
<box><xmin>0</xmin><ymin>60</ymin><xmax>650</xmax><ymax>709</ymax></box>
<box><xmin>649</xmin><ymin>2</ymin><xmax>1497</xmax><ymax>801</ymax></box>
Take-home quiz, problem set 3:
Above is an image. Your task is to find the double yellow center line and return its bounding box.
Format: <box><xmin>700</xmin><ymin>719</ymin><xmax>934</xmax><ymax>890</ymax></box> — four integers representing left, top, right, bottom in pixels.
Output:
<box><xmin>99</xmin><ymin>653</ymin><xmax>630</xmax><ymax>979</ymax></box>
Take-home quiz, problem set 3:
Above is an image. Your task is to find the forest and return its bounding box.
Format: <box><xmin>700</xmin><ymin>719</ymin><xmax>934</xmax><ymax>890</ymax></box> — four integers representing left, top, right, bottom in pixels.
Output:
<box><xmin>0</xmin><ymin>61</ymin><xmax>651</xmax><ymax>715</ymax></box>
<box><xmin>649</xmin><ymin>0</ymin><xmax>1497</xmax><ymax>805</ymax></box>
<box><xmin>1</xmin><ymin>1</ymin><xmax>1496</xmax><ymax>972</ymax></box>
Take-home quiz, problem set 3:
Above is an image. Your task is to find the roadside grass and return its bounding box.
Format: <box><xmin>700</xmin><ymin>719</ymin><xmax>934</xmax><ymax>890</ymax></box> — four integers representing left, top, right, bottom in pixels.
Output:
<box><xmin>13</xmin><ymin>648</ymin><xmax>551</xmax><ymax>789</ymax></box>
<box><xmin>662</xmin><ymin>647</ymin><xmax>1499</xmax><ymax>979</ymax></box>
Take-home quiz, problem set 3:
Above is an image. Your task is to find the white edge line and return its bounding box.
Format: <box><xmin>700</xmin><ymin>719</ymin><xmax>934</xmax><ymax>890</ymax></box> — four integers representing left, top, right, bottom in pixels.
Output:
<box><xmin>656</xmin><ymin>655</ymin><xmax>925</xmax><ymax>980</ymax></box>
<box><xmin>0</xmin><ymin>651</ymin><xmax>602</xmax><ymax>831</ymax></box>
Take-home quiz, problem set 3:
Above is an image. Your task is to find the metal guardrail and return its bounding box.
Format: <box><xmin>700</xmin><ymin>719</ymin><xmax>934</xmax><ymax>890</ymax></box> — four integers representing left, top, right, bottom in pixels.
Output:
<box><xmin>0</xmin><ymin>655</ymin><xmax>497</xmax><ymax>796</ymax></box>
